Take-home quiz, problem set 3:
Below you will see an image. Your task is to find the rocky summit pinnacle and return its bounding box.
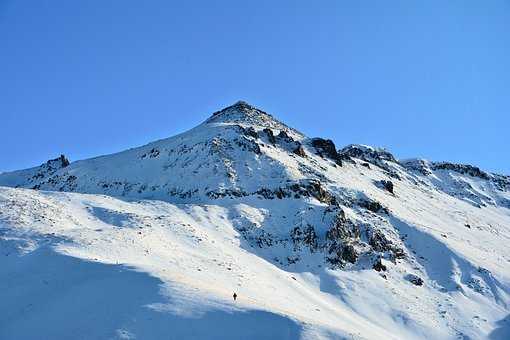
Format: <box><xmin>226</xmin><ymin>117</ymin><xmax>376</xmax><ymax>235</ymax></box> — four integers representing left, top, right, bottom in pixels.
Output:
<box><xmin>205</xmin><ymin>101</ymin><xmax>303</xmax><ymax>136</ymax></box>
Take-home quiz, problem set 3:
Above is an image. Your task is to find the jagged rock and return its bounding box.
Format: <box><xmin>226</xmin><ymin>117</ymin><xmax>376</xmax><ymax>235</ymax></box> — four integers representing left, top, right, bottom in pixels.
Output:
<box><xmin>233</xmin><ymin>136</ymin><xmax>261</xmax><ymax>154</ymax></box>
<box><xmin>341</xmin><ymin>244</ymin><xmax>358</xmax><ymax>264</ymax></box>
<box><xmin>405</xmin><ymin>274</ymin><xmax>424</xmax><ymax>286</ymax></box>
<box><xmin>368</xmin><ymin>230</ymin><xmax>394</xmax><ymax>252</ymax></box>
<box><xmin>277</xmin><ymin>130</ymin><xmax>294</xmax><ymax>143</ymax></box>
<box><xmin>339</xmin><ymin>145</ymin><xmax>397</xmax><ymax>163</ymax></box>
<box><xmin>326</xmin><ymin>242</ymin><xmax>359</xmax><ymax>266</ymax></box>
<box><xmin>339</xmin><ymin>145</ymin><xmax>400</xmax><ymax>179</ymax></box>
<box><xmin>290</xmin><ymin>225</ymin><xmax>318</xmax><ymax>252</ymax></box>
<box><xmin>45</xmin><ymin>155</ymin><xmax>70</xmax><ymax>169</ymax></box>
<box><xmin>401</xmin><ymin>159</ymin><xmax>432</xmax><ymax>176</ymax></box>
<box><xmin>376</xmin><ymin>180</ymin><xmax>394</xmax><ymax>194</ymax></box>
<box><xmin>358</xmin><ymin>198</ymin><xmax>388</xmax><ymax>214</ymax></box>
<box><xmin>243</xmin><ymin>126</ymin><xmax>258</xmax><ymax>138</ymax></box>
<box><xmin>263</xmin><ymin>128</ymin><xmax>276</xmax><ymax>144</ymax></box>
<box><xmin>491</xmin><ymin>174</ymin><xmax>510</xmax><ymax>191</ymax></box>
<box><xmin>288</xmin><ymin>179</ymin><xmax>337</xmax><ymax>205</ymax></box>
<box><xmin>324</xmin><ymin>209</ymin><xmax>361</xmax><ymax>266</ymax></box>
<box><xmin>373</xmin><ymin>258</ymin><xmax>387</xmax><ymax>272</ymax></box>
<box><xmin>327</xmin><ymin>209</ymin><xmax>360</xmax><ymax>240</ymax></box>
<box><xmin>431</xmin><ymin>162</ymin><xmax>490</xmax><ymax>180</ymax></box>
<box><xmin>310</xmin><ymin>138</ymin><xmax>343</xmax><ymax>166</ymax></box>
<box><xmin>293</xmin><ymin>144</ymin><xmax>306</xmax><ymax>157</ymax></box>
<box><xmin>59</xmin><ymin>154</ymin><xmax>70</xmax><ymax>167</ymax></box>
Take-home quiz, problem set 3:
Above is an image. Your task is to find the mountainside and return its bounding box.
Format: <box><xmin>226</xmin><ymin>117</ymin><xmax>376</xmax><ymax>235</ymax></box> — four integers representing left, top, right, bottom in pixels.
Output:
<box><xmin>1</xmin><ymin>101</ymin><xmax>509</xmax><ymax>340</ymax></box>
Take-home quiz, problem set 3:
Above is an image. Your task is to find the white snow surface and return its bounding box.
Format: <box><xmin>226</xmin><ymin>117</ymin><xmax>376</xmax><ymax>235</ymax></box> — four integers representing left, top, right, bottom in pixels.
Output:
<box><xmin>1</xmin><ymin>102</ymin><xmax>510</xmax><ymax>339</ymax></box>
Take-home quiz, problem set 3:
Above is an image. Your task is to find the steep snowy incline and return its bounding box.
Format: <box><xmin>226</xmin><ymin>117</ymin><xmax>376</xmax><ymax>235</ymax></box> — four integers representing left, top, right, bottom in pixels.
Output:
<box><xmin>1</xmin><ymin>180</ymin><xmax>509</xmax><ymax>339</ymax></box>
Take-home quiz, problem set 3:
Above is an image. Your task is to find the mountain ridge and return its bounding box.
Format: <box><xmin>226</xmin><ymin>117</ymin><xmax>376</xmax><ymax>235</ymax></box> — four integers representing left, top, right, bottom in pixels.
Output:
<box><xmin>1</xmin><ymin>102</ymin><xmax>509</xmax><ymax>339</ymax></box>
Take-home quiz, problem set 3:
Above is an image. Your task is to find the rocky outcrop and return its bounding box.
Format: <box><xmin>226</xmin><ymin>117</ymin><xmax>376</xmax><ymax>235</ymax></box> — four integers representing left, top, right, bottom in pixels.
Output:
<box><xmin>290</xmin><ymin>225</ymin><xmax>318</xmax><ymax>252</ymax></box>
<box><xmin>373</xmin><ymin>258</ymin><xmax>387</xmax><ymax>272</ymax></box>
<box><xmin>431</xmin><ymin>162</ymin><xmax>490</xmax><ymax>180</ymax></box>
<box><xmin>357</xmin><ymin>198</ymin><xmax>389</xmax><ymax>214</ymax></box>
<box><xmin>293</xmin><ymin>144</ymin><xmax>306</xmax><ymax>157</ymax></box>
<box><xmin>205</xmin><ymin>179</ymin><xmax>338</xmax><ymax>205</ymax></box>
<box><xmin>339</xmin><ymin>144</ymin><xmax>397</xmax><ymax>164</ymax></box>
<box><xmin>376</xmin><ymin>180</ymin><xmax>394</xmax><ymax>194</ymax></box>
<box><xmin>310</xmin><ymin>138</ymin><xmax>345</xmax><ymax>166</ymax></box>
<box><xmin>207</xmin><ymin>101</ymin><xmax>303</xmax><ymax>138</ymax></box>
<box><xmin>28</xmin><ymin>154</ymin><xmax>71</xmax><ymax>188</ymax></box>
<box><xmin>401</xmin><ymin>159</ymin><xmax>432</xmax><ymax>176</ymax></box>
<box><xmin>263</xmin><ymin>128</ymin><xmax>276</xmax><ymax>144</ymax></box>
<box><xmin>405</xmin><ymin>274</ymin><xmax>424</xmax><ymax>286</ymax></box>
<box><xmin>339</xmin><ymin>145</ymin><xmax>401</xmax><ymax>179</ymax></box>
<box><xmin>58</xmin><ymin>155</ymin><xmax>70</xmax><ymax>167</ymax></box>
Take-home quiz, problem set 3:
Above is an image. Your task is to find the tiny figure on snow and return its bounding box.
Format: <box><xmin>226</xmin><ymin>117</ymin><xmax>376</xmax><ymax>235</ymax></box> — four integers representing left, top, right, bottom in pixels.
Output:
<box><xmin>233</xmin><ymin>292</ymin><xmax>237</xmax><ymax>301</ymax></box>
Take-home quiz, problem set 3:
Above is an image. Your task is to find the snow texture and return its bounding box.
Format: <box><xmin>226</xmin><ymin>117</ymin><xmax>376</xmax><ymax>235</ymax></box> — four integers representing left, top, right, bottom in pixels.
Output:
<box><xmin>1</xmin><ymin>101</ymin><xmax>509</xmax><ymax>339</ymax></box>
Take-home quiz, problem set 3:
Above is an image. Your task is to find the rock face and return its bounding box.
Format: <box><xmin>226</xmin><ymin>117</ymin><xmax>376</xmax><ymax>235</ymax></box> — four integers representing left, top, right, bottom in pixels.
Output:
<box><xmin>339</xmin><ymin>144</ymin><xmax>397</xmax><ymax>163</ymax></box>
<box><xmin>402</xmin><ymin>158</ymin><xmax>510</xmax><ymax>207</ymax></box>
<box><xmin>431</xmin><ymin>162</ymin><xmax>490</xmax><ymax>180</ymax></box>
<box><xmin>292</xmin><ymin>144</ymin><xmax>306</xmax><ymax>157</ymax></box>
<box><xmin>376</xmin><ymin>180</ymin><xmax>394</xmax><ymax>194</ymax></box>
<box><xmin>310</xmin><ymin>138</ymin><xmax>344</xmax><ymax>166</ymax></box>
<box><xmin>406</xmin><ymin>274</ymin><xmax>424</xmax><ymax>286</ymax></box>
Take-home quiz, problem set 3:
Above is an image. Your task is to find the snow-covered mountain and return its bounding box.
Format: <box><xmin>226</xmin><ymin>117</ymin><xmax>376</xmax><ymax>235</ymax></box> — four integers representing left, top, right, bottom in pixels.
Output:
<box><xmin>1</xmin><ymin>101</ymin><xmax>509</xmax><ymax>339</ymax></box>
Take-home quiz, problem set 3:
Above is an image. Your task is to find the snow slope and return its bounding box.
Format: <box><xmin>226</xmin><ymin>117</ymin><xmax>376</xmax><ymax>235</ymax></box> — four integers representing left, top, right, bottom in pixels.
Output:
<box><xmin>1</xmin><ymin>101</ymin><xmax>510</xmax><ymax>339</ymax></box>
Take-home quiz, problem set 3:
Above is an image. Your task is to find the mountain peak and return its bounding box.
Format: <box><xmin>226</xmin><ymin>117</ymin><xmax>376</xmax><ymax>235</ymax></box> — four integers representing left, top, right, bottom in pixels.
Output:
<box><xmin>205</xmin><ymin>101</ymin><xmax>303</xmax><ymax>137</ymax></box>
<box><xmin>208</xmin><ymin>100</ymin><xmax>271</xmax><ymax>122</ymax></box>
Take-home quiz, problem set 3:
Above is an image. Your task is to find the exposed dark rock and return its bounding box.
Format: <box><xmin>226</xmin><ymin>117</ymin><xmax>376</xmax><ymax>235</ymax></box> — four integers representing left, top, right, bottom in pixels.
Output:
<box><xmin>141</xmin><ymin>148</ymin><xmax>160</xmax><ymax>159</ymax></box>
<box><xmin>244</xmin><ymin>127</ymin><xmax>259</xmax><ymax>138</ymax></box>
<box><xmin>339</xmin><ymin>145</ymin><xmax>400</xmax><ymax>179</ymax></box>
<box><xmin>205</xmin><ymin>179</ymin><xmax>340</xmax><ymax>206</ymax></box>
<box><xmin>405</xmin><ymin>273</ymin><xmax>424</xmax><ymax>286</ymax></box>
<box><xmin>212</xmin><ymin>100</ymin><xmax>254</xmax><ymax>116</ymax></box>
<box><xmin>277</xmin><ymin>130</ymin><xmax>294</xmax><ymax>143</ymax></box>
<box><xmin>491</xmin><ymin>174</ymin><xmax>510</xmax><ymax>191</ymax></box>
<box><xmin>310</xmin><ymin>138</ymin><xmax>343</xmax><ymax>166</ymax></box>
<box><xmin>327</xmin><ymin>209</ymin><xmax>360</xmax><ymax>240</ymax></box>
<box><xmin>368</xmin><ymin>230</ymin><xmax>393</xmax><ymax>252</ymax></box>
<box><xmin>339</xmin><ymin>145</ymin><xmax>397</xmax><ymax>163</ymax></box>
<box><xmin>326</xmin><ymin>243</ymin><xmax>359</xmax><ymax>266</ymax></box>
<box><xmin>263</xmin><ymin>128</ymin><xmax>276</xmax><ymax>144</ymax></box>
<box><xmin>358</xmin><ymin>198</ymin><xmax>388</xmax><ymax>214</ymax></box>
<box><xmin>373</xmin><ymin>258</ymin><xmax>387</xmax><ymax>272</ymax></box>
<box><xmin>288</xmin><ymin>179</ymin><xmax>337</xmax><ymax>205</ymax></box>
<box><xmin>206</xmin><ymin>189</ymin><xmax>248</xmax><ymax>199</ymax></box>
<box><xmin>324</xmin><ymin>209</ymin><xmax>361</xmax><ymax>266</ymax></box>
<box><xmin>376</xmin><ymin>180</ymin><xmax>394</xmax><ymax>194</ymax></box>
<box><xmin>233</xmin><ymin>136</ymin><xmax>261</xmax><ymax>154</ymax></box>
<box><xmin>59</xmin><ymin>154</ymin><xmax>70</xmax><ymax>167</ymax></box>
<box><xmin>341</xmin><ymin>244</ymin><xmax>358</xmax><ymax>263</ymax></box>
<box><xmin>431</xmin><ymin>162</ymin><xmax>490</xmax><ymax>180</ymax></box>
<box><xmin>290</xmin><ymin>225</ymin><xmax>318</xmax><ymax>252</ymax></box>
<box><xmin>293</xmin><ymin>144</ymin><xmax>306</xmax><ymax>157</ymax></box>
<box><xmin>45</xmin><ymin>154</ymin><xmax>70</xmax><ymax>169</ymax></box>
<box><xmin>401</xmin><ymin>159</ymin><xmax>432</xmax><ymax>176</ymax></box>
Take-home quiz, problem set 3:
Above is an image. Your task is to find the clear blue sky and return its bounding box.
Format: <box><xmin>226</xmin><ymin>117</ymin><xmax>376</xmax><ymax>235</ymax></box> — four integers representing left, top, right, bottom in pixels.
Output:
<box><xmin>1</xmin><ymin>1</ymin><xmax>509</xmax><ymax>174</ymax></box>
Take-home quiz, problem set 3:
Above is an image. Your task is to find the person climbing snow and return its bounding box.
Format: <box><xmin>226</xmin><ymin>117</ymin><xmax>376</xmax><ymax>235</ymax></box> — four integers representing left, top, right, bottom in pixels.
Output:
<box><xmin>233</xmin><ymin>292</ymin><xmax>237</xmax><ymax>301</ymax></box>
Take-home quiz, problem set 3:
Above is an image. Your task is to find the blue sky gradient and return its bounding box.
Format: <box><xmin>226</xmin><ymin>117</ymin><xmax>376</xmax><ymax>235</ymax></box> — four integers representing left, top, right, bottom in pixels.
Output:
<box><xmin>1</xmin><ymin>1</ymin><xmax>509</xmax><ymax>174</ymax></box>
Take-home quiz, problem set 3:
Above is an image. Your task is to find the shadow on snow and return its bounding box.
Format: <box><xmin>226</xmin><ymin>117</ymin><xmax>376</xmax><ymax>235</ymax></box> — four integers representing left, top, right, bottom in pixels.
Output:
<box><xmin>0</xmin><ymin>236</ymin><xmax>302</xmax><ymax>340</ymax></box>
